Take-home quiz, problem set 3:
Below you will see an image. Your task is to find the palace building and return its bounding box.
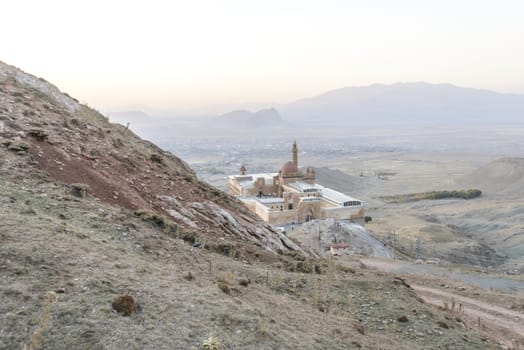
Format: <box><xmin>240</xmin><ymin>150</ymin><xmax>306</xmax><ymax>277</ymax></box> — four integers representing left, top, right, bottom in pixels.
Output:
<box><xmin>228</xmin><ymin>141</ymin><xmax>365</xmax><ymax>226</ymax></box>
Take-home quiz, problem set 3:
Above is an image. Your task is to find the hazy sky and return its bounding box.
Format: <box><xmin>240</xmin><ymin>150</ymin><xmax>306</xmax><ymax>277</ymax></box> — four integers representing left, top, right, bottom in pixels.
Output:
<box><xmin>2</xmin><ymin>0</ymin><xmax>524</xmax><ymax>110</ymax></box>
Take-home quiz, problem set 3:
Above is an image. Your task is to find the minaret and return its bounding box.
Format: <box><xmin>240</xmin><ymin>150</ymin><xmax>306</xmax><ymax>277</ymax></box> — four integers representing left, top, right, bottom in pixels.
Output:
<box><xmin>292</xmin><ymin>140</ymin><xmax>298</xmax><ymax>167</ymax></box>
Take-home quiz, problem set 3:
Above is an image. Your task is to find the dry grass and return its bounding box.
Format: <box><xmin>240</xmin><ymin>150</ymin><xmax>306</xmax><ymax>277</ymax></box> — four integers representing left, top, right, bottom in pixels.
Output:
<box><xmin>0</xmin><ymin>176</ymin><xmax>495</xmax><ymax>350</ymax></box>
<box><xmin>201</xmin><ymin>335</ymin><xmax>224</xmax><ymax>350</ymax></box>
<box><xmin>442</xmin><ymin>298</ymin><xmax>464</xmax><ymax>320</ymax></box>
<box><xmin>23</xmin><ymin>291</ymin><xmax>58</xmax><ymax>350</ymax></box>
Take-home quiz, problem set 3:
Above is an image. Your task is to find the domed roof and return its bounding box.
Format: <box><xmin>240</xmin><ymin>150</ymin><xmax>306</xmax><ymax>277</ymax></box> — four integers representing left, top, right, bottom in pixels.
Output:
<box><xmin>280</xmin><ymin>161</ymin><xmax>299</xmax><ymax>176</ymax></box>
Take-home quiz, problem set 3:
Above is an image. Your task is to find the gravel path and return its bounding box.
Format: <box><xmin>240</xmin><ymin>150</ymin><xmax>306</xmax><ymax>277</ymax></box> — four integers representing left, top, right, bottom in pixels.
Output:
<box><xmin>361</xmin><ymin>258</ymin><xmax>524</xmax><ymax>293</ymax></box>
<box><xmin>413</xmin><ymin>285</ymin><xmax>524</xmax><ymax>348</ymax></box>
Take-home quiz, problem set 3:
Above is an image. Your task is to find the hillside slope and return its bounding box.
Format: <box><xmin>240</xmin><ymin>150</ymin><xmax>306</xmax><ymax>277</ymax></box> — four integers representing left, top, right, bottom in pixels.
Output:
<box><xmin>0</xmin><ymin>62</ymin><xmax>497</xmax><ymax>349</ymax></box>
<box><xmin>456</xmin><ymin>157</ymin><xmax>524</xmax><ymax>198</ymax></box>
<box><xmin>0</xmin><ymin>61</ymin><xmax>299</xmax><ymax>254</ymax></box>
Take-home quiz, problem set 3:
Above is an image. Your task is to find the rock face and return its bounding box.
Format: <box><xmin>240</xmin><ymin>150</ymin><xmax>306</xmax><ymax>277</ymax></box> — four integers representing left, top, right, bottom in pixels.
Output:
<box><xmin>0</xmin><ymin>60</ymin><xmax>302</xmax><ymax>254</ymax></box>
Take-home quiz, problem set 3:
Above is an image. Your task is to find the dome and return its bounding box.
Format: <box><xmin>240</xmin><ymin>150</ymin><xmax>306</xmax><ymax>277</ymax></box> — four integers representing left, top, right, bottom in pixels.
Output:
<box><xmin>280</xmin><ymin>161</ymin><xmax>299</xmax><ymax>176</ymax></box>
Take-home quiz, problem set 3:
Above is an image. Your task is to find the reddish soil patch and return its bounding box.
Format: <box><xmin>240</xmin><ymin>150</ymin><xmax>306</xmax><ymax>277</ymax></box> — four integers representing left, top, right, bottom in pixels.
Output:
<box><xmin>30</xmin><ymin>140</ymin><xmax>161</xmax><ymax>211</ymax></box>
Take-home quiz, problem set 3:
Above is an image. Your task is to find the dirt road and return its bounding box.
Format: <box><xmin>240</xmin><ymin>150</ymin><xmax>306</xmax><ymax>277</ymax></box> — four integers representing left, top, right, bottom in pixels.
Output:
<box><xmin>413</xmin><ymin>285</ymin><xmax>524</xmax><ymax>348</ymax></box>
<box><xmin>340</xmin><ymin>222</ymin><xmax>394</xmax><ymax>258</ymax></box>
<box><xmin>360</xmin><ymin>257</ymin><xmax>524</xmax><ymax>348</ymax></box>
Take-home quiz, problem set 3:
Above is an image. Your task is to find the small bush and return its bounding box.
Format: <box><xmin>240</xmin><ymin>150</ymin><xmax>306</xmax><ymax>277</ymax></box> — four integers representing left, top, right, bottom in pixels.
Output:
<box><xmin>238</xmin><ymin>278</ymin><xmax>251</xmax><ymax>287</ymax></box>
<box><xmin>464</xmin><ymin>189</ymin><xmax>482</xmax><ymax>199</ymax></box>
<box><xmin>337</xmin><ymin>265</ymin><xmax>356</xmax><ymax>274</ymax></box>
<box><xmin>218</xmin><ymin>281</ymin><xmax>230</xmax><ymax>294</ymax></box>
<box><xmin>70</xmin><ymin>183</ymin><xmax>89</xmax><ymax>198</ymax></box>
<box><xmin>397</xmin><ymin>315</ymin><xmax>409</xmax><ymax>322</ymax></box>
<box><xmin>283</xmin><ymin>250</ymin><xmax>306</xmax><ymax>261</ymax></box>
<box><xmin>217</xmin><ymin>272</ymin><xmax>234</xmax><ymax>294</ymax></box>
<box><xmin>6</xmin><ymin>140</ymin><xmax>29</xmax><ymax>152</ymax></box>
<box><xmin>202</xmin><ymin>336</ymin><xmax>224</xmax><ymax>350</ymax></box>
<box><xmin>213</xmin><ymin>242</ymin><xmax>234</xmax><ymax>256</ymax></box>
<box><xmin>112</xmin><ymin>294</ymin><xmax>136</xmax><ymax>316</ymax></box>
<box><xmin>149</xmin><ymin>153</ymin><xmax>163</xmax><ymax>164</ymax></box>
<box><xmin>135</xmin><ymin>209</ymin><xmax>176</xmax><ymax>232</ymax></box>
<box><xmin>28</xmin><ymin>128</ymin><xmax>48</xmax><ymax>141</ymax></box>
<box><xmin>179</xmin><ymin>230</ymin><xmax>198</xmax><ymax>244</ymax></box>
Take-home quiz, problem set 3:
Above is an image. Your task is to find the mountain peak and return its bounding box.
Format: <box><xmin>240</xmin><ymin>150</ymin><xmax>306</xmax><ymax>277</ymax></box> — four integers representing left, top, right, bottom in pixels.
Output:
<box><xmin>216</xmin><ymin>107</ymin><xmax>283</xmax><ymax>128</ymax></box>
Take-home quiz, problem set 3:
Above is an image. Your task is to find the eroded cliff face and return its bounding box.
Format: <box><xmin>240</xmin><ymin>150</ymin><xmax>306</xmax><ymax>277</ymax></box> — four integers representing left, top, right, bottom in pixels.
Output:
<box><xmin>0</xmin><ymin>61</ymin><xmax>303</xmax><ymax>254</ymax></box>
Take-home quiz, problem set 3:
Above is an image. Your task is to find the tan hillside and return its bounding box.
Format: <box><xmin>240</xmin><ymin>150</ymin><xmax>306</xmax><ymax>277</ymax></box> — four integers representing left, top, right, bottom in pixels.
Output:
<box><xmin>0</xmin><ymin>61</ymin><xmax>502</xmax><ymax>349</ymax></box>
<box><xmin>456</xmin><ymin>157</ymin><xmax>524</xmax><ymax>198</ymax></box>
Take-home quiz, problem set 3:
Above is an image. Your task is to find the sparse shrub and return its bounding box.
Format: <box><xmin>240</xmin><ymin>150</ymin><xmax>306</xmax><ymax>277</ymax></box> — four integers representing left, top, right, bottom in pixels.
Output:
<box><xmin>218</xmin><ymin>281</ymin><xmax>231</xmax><ymax>294</ymax></box>
<box><xmin>70</xmin><ymin>183</ymin><xmax>89</xmax><ymax>198</ymax></box>
<box><xmin>28</xmin><ymin>128</ymin><xmax>48</xmax><ymax>141</ymax></box>
<box><xmin>296</xmin><ymin>261</ymin><xmax>314</xmax><ymax>273</ymax></box>
<box><xmin>397</xmin><ymin>315</ymin><xmax>409</xmax><ymax>322</ymax></box>
<box><xmin>354</xmin><ymin>323</ymin><xmax>365</xmax><ymax>335</ymax></box>
<box><xmin>437</xmin><ymin>320</ymin><xmax>449</xmax><ymax>329</ymax></box>
<box><xmin>149</xmin><ymin>153</ymin><xmax>163</xmax><ymax>164</ymax></box>
<box><xmin>364</xmin><ymin>216</ymin><xmax>372</xmax><ymax>223</ymax></box>
<box><xmin>202</xmin><ymin>336</ymin><xmax>224</xmax><ymax>350</ymax></box>
<box><xmin>112</xmin><ymin>137</ymin><xmax>123</xmax><ymax>148</ymax></box>
<box><xmin>283</xmin><ymin>250</ymin><xmax>306</xmax><ymax>261</ymax></box>
<box><xmin>351</xmin><ymin>340</ymin><xmax>362</xmax><ymax>348</ymax></box>
<box><xmin>238</xmin><ymin>278</ymin><xmax>251</xmax><ymax>287</ymax></box>
<box><xmin>135</xmin><ymin>209</ymin><xmax>176</xmax><ymax>232</ymax></box>
<box><xmin>179</xmin><ymin>230</ymin><xmax>198</xmax><ymax>244</ymax></box>
<box><xmin>70</xmin><ymin>118</ymin><xmax>81</xmax><ymax>126</ymax></box>
<box><xmin>442</xmin><ymin>298</ymin><xmax>464</xmax><ymax>320</ymax></box>
<box><xmin>112</xmin><ymin>294</ymin><xmax>136</xmax><ymax>316</ymax></box>
<box><xmin>6</xmin><ymin>140</ymin><xmax>29</xmax><ymax>152</ymax></box>
<box><xmin>337</xmin><ymin>265</ymin><xmax>356</xmax><ymax>274</ymax></box>
<box><xmin>464</xmin><ymin>189</ymin><xmax>482</xmax><ymax>199</ymax></box>
<box><xmin>213</xmin><ymin>242</ymin><xmax>234</xmax><ymax>256</ymax></box>
<box><xmin>25</xmin><ymin>291</ymin><xmax>58</xmax><ymax>349</ymax></box>
<box><xmin>183</xmin><ymin>271</ymin><xmax>194</xmax><ymax>281</ymax></box>
<box><xmin>284</xmin><ymin>259</ymin><xmax>322</xmax><ymax>274</ymax></box>
<box><xmin>217</xmin><ymin>272</ymin><xmax>234</xmax><ymax>294</ymax></box>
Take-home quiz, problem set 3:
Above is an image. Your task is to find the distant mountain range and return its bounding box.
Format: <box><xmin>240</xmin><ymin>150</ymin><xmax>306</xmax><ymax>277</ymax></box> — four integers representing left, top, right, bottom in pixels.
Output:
<box><xmin>107</xmin><ymin>83</ymin><xmax>524</xmax><ymax>129</ymax></box>
<box><xmin>215</xmin><ymin>108</ymin><xmax>283</xmax><ymax>129</ymax></box>
<box><xmin>280</xmin><ymin>82</ymin><xmax>524</xmax><ymax>124</ymax></box>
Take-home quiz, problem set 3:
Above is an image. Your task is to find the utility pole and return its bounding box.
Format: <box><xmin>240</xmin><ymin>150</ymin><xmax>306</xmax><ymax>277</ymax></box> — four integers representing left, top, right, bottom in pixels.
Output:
<box><xmin>416</xmin><ymin>237</ymin><xmax>421</xmax><ymax>260</ymax></box>
<box><xmin>318</xmin><ymin>222</ymin><xmax>322</xmax><ymax>253</ymax></box>
<box><xmin>392</xmin><ymin>230</ymin><xmax>396</xmax><ymax>260</ymax></box>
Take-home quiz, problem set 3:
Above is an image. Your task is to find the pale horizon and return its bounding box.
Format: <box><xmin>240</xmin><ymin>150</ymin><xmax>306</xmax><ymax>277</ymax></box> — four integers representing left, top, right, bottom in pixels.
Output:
<box><xmin>2</xmin><ymin>0</ymin><xmax>524</xmax><ymax>111</ymax></box>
